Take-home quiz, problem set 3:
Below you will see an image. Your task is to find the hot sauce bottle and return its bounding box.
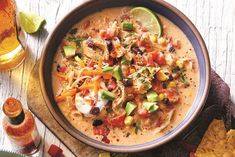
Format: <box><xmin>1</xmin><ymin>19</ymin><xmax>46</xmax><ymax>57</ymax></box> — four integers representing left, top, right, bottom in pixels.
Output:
<box><xmin>2</xmin><ymin>97</ymin><xmax>41</xmax><ymax>155</ymax></box>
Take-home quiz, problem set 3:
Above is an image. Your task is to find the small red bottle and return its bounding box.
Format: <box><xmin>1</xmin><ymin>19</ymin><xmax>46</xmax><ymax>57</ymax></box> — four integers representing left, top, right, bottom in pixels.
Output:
<box><xmin>2</xmin><ymin>97</ymin><xmax>41</xmax><ymax>155</ymax></box>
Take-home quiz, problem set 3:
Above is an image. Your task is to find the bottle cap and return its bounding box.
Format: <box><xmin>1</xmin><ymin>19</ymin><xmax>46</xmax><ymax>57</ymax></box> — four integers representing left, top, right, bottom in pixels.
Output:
<box><xmin>3</xmin><ymin>97</ymin><xmax>23</xmax><ymax>118</ymax></box>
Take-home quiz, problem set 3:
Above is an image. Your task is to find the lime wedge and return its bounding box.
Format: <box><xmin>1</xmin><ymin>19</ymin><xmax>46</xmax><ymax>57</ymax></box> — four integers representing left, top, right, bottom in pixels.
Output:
<box><xmin>19</xmin><ymin>11</ymin><xmax>46</xmax><ymax>33</ymax></box>
<box><xmin>130</xmin><ymin>7</ymin><xmax>163</xmax><ymax>37</ymax></box>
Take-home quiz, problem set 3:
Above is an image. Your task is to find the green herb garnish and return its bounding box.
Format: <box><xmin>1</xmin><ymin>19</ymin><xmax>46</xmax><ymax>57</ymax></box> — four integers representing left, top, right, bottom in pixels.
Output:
<box><xmin>68</xmin><ymin>36</ymin><xmax>84</xmax><ymax>46</ymax></box>
<box><xmin>172</xmin><ymin>66</ymin><xmax>190</xmax><ymax>86</ymax></box>
<box><xmin>133</xmin><ymin>122</ymin><xmax>142</xmax><ymax>134</ymax></box>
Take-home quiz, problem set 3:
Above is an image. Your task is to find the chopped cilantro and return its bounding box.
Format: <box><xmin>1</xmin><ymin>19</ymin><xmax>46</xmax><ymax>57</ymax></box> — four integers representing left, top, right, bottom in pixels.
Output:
<box><xmin>133</xmin><ymin>122</ymin><xmax>142</xmax><ymax>134</ymax></box>
<box><xmin>68</xmin><ymin>36</ymin><xmax>84</xmax><ymax>46</ymax></box>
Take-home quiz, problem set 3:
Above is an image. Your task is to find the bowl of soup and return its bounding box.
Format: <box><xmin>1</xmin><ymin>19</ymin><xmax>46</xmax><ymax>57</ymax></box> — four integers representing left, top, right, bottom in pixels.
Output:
<box><xmin>39</xmin><ymin>0</ymin><xmax>210</xmax><ymax>152</ymax></box>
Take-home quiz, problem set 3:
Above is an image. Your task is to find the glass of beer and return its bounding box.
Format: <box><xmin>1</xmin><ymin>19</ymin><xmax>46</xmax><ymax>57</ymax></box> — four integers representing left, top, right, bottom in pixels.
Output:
<box><xmin>0</xmin><ymin>0</ymin><xmax>26</xmax><ymax>71</ymax></box>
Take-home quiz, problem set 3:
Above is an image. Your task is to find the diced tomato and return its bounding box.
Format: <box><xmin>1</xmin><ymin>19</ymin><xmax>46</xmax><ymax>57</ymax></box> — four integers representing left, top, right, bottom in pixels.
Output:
<box><xmin>107</xmin><ymin>79</ymin><xmax>117</xmax><ymax>91</ymax></box>
<box><xmin>139</xmin><ymin>37</ymin><xmax>151</xmax><ymax>49</ymax></box>
<box><xmin>152</xmin><ymin>80</ymin><xmax>163</xmax><ymax>93</ymax></box>
<box><xmin>48</xmin><ymin>144</ymin><xmax>63</xmax><ymax>157</ymax></box>
<box><xmin>151</xmin><ymin>51</ymin><xmax>166</xmax><ymax>66</ymax></box>
<box><xmin>138</xmin><ymin>109</ymin><xmax>151</xmax><ymax>118</ymax></box>
<box><xmin>161</xmin><ymin>89</ymin><xmax>179</xmax><ymax>103</ymax></box>
<box><xmin>104</xmin><ymin>115</ymin><xmax>125</xmax><ymax>128</ymax></box>
<box><xmin>141</xmin><ymin>27</ymin><xmax>148</xmax><ymax>32</ymax></box>
<box><xmin>125</xmin><ymin>87</ymin><xmax>135</xmax><ymax>94</ymax></box>
<box><xmin>57</xmin><ymin>66</ymin><xmax>66</xmax><ymax>73</ymax></box>
<box><xmin>146</xmin><ymin>54</ymin><xmax>155</xmax><ymax>67</ymax></box>
<box><xmin>161</xmin><ymin>89</ymin><xmax>176</xmax><ymax>97</ymax></box>
<box><xmin>100</xmin><ymin>29</ymin><xmax>115</xmax><ymax>40</ymax></box>
<box><xmin>93</xmin><ymin>125</ymin><xmax>110</xmax><ymax>136</ymax></box>
<box><xmin>104</xmin><ymin>58</ymin><xmax>114</xmax><ymax>66</ymax></box>
<box><xmin>101</xmin><ymin>136</ymin><xmax>110</xmax><ymax>144</ymax></box>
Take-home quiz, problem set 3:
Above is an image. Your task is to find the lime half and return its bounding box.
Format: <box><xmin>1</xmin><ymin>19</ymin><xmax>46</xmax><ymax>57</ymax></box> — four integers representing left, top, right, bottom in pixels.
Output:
<box><xmin>130</xmin><ymin>7</ymin><xmax>163</xmax><ymax>37</ymax></box>
<box><xmin>19</xmin><ymin>11</ymin><xmax>46</xmax><ymax>34</ymax></box>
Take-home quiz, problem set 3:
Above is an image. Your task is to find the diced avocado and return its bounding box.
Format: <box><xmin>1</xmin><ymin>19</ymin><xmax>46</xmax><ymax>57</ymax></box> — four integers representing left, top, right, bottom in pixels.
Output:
<box><xmin>125</xmin><ymin>101</ymin><xmax>137</xmax><ymax>116</ymax></box>
<box><xmin>122</xmin><ymin>22</ymin><xmax>134</xmax><ymax>31</ymax></box>
<box><xmin>100</xmin><ymin>90</ymin><xmax>115</xmax><ymax>101</ymax></box>
<box><xmin>63</xmin><ymin>46</ymin><xmax>76</xmax><ymax>58</ymax></box>
<box><xmin>143</xmin><ymin>101</ymin><xmax>158</xmax><ymax>113</ymax></box>
<box><xmin>113</xmin><ymin>65</ymin><xmax>123</xmax><ymax>81</ymax></box>
<box><xmin>149</xmin><ymin>104</ymin><xmax>159</xmax><ymax>113</ymax></box>
<box><xmin>143</xmin><ymin>101</ymin><xmax>156</xmax><ymax>110</ymax></box>
<box><xmin>102</xmin><ymin>66</ymin><xmax>113</xmax><ymax>74</ymax></box>
<box><xmin>147</xmin><ymin>91</ymin><xmax>158</xmax><ymax>102</ymax></box>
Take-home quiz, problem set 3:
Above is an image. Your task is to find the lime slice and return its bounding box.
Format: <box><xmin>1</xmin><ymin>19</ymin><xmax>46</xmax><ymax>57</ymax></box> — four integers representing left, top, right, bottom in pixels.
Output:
<box><xmin>19</xmin><ymin>11</ymin><xmax>46</xmax><ymax>33</ymax></box>
<box><xmin>130</xmin><ymin>7</ymin><xmax>163</xmax><ymax>37</ymax></box>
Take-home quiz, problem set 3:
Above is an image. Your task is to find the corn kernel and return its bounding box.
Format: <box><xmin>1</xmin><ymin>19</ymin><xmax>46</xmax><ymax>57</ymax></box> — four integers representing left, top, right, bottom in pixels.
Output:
<box><xmin>176</xmin><ymin>59</ymin><xmax>184</xmax><ymax>69</ymax></box>
<box><xmin>75</xmin><ymin>56</ymin><xmax>85</xmax><ymax>67</ymax></box>
<box><xmin>69</xmin><ymin>65</ymin><xmax>74</xmax><ymax>70</ymax></box>
<box><xmin>69</xmin><ymin>41</ymin><xmax>77</xmax><ymax>48</ymax></box>
<box><xmin>130</xmin><ymin>68</ymin><xmax>136</xmax><ymax>74</ymax></box>
<box><xmin>124</xmin><ymin>116</ymin><xmax>134</xmax><ymax>126</ymax></box>
<box><xmin>158</xmin><ymin>37</ymin><xmax>166</xmax><ymax>46</ymax></box>
<box><xmin>150</xmin><ymin>35</ymin><xmax>158</xmax><ymax>43</ymax></box>
<box><xmin>156</xmin><ymin>70</ymin><xmax>169</xmax><ymax>81</ymax></box>
<box><xmin>158</xmin><ymin>93</ymin><xmax>165</xmax><ymax>101</ymax></box>
<box><xmin>98</xmin><ymin>153</ymin><xmax>111</xmax><ymax>157</ymax></box>
<box><xmin>168</xmin><ymin>81</ymin><xmax>176</xmax><ymax>88</ymax></box>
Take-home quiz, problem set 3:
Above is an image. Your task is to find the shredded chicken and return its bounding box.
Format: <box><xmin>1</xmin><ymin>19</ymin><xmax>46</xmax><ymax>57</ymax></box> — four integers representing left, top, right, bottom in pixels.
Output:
<box><xmin>82</xmin><ymin>38</ymin><xmax>109</xmax><ymax>60</ymax></box>
<box><xmin>154</xmin><ymin>110</ymin><xmax>174</xmax><ymax>134</ymax></box>
<box><xmin>112</xmin><ymin>81</ymin><xmax>126</xmax><ymax>115</ymax></box>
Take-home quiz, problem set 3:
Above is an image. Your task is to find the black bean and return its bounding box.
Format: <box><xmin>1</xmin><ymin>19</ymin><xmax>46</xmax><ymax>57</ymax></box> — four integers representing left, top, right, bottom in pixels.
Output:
<box><xmin>87</xmin><ymin>39</ymin><xmax>95</xmax><ymax>49</ymax></box>
<box><xmin>113</xmin><ymin>58</ymin><xmax>119</xmax><ymax>64</ymax></box>
<box><xmin>162</xmin><ymin>82</ymin><xmax>167</xmax><ymax>89</ymax></box>
<box><xmin>105</xmin><ymin>40</ymin><xmax>113</xmax><ymax>52</ymax></box>
<box><xmin>167</xmin><ymin>44</ymin><xmax>175</xmax><ymax>53</ymax></box>
<box><xmin>123</xmin><ymin>78</ymin><xmax>133</xmax><ymax>86</ymax></box>
<box><xmin>90</xmin><ymin>107</ymin><xmax>100</xmax><ymax>115</ymax></box>
<box><xmin>92</xmin><ymin>119</ymin><xmax>103</xmax><ymax>126</ymax></box>
<box><xmin>168</xmin><ymin>74</ymin><xmax>174</xmax><ymax>81</ymax></box>
<box><xmin>56</xmin><ymin>64</ymin><xmax>61</xmax><ymax>72</ymax></box>
<box><xmin>131</xmin><ymin>46</ymin><xmax>143</xmax><ymax>55</ymax></box>
<box><xmin>163</xmin><ymin>98</ymin><xmax>170</xmax><ymax>105</ymax></box>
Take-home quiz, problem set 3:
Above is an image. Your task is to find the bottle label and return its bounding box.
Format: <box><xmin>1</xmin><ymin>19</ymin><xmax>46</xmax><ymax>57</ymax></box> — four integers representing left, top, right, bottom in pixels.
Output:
<box><xmin>8</xmin><ymin>124</ymin><xmax>41</xmax><ymax>155</ymax></box>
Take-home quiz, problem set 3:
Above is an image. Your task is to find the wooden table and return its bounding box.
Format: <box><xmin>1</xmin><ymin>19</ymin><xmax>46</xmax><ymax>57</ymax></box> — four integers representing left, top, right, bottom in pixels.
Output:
<box><xmin>1</xmin><ymin>0</ymin><xmax>234</xmax><ymax>156</ymax></box>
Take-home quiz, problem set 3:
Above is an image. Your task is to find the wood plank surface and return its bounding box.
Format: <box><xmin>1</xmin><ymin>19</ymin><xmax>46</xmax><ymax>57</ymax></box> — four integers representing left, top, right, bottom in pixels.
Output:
<box><xmin>0</xmin><ymin>0</ymin><xmax>234</xmax><ymax>156</ymax></box>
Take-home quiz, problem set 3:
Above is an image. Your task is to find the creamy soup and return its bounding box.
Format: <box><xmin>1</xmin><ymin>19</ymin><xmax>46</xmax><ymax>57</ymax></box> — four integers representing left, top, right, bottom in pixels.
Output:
<box><xmin>52</xmin><ymin>7</ymin><xmax>198</xmax><ymax>145</ymax></box>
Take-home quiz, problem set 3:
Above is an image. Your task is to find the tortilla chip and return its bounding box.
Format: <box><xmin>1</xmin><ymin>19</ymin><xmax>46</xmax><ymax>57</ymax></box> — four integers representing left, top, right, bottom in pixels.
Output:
<box><xmin>195</xmin><ymin>119</ymin><xmax>235</xmax><ymax>157</ymax></box>
<box><xmin>226</xmin><ymin>130</ymin><xmax>235</xmax><ymax>149</ymax></box>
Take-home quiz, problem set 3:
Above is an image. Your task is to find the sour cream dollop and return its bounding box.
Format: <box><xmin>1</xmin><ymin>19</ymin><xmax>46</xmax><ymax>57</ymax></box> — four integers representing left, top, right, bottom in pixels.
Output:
<box><xmin>75</xmin><ymin>90</ymin><xmax>108</xmax><ymax>117</ymax></box>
